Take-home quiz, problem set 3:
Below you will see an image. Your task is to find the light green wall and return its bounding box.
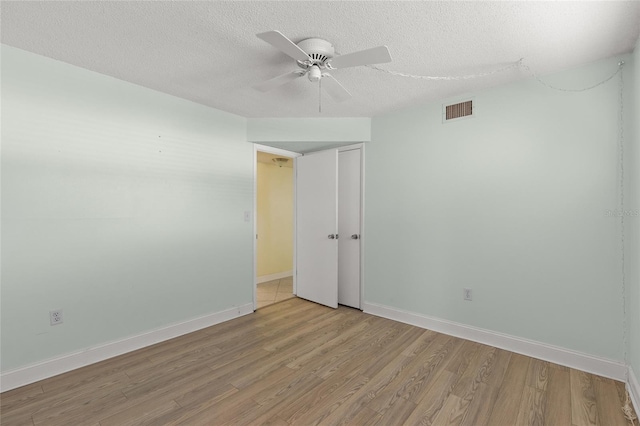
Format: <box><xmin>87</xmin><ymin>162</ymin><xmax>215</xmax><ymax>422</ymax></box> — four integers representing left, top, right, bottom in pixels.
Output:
<box><xmin>0</xmin><ymin>46</ymin><xmax>254</xmax><ymax>371</ymax></box>
<box><xmin>630</xmin><ymin>38</ymin><xmax>640</xmax><ymax>377</ymax></box>
<box><xmin>247</xmin><ymin>117</ymin><xmax>371</xmax><ymax>153</ymax></box>
<box><xmin>247</xmin><ymin>117</ymin><xmax>370</xmax><ymax>153</ymax></box>
<box><xmin>247</xmin><ymin>118</ymin><xmax>371</xmax><ymax>142</ymax></box>
<box><xmin>366</xmin><ymin>56</ymin><xmax>632</xmax><ymax>361</ymax></box>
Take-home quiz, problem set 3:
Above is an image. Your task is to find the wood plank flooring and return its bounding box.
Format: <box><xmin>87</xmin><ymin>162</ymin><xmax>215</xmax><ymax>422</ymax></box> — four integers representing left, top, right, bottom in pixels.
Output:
<box><xmin>0</xmin><ymin>298</ymin><xmax>634</xmax><ymax>425</ymax></box>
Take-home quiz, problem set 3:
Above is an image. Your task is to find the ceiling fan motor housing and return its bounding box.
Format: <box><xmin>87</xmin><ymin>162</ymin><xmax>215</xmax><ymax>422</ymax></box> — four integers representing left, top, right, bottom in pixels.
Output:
<box><xmin>296</xmin><ymin>38</ymin><xmax>335</xmax><ymax>67</ymax></box>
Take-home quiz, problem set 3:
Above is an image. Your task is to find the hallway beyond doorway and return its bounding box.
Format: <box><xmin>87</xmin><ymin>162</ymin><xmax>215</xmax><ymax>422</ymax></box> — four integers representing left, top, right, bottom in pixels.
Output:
<box><xmin>256</xmin><ymin>276</ymin><xmax>294</xmax><ymax>308</ymax></box>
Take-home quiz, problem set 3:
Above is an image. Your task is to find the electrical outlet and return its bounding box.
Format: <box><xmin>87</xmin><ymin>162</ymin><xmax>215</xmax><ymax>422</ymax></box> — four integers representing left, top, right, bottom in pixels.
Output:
<box><xmin>463</xmin><ymin>288</ymin><xmax>472</xmax><ymax>301</ymax></box>
<box><xmin>50</xmin><ymin>309</ymin><xmax>63</xmax><ymax>325</ymax></box>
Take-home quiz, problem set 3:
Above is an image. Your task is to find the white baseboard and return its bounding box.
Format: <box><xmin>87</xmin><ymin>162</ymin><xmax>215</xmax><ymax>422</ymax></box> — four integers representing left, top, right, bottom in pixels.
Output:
<box><xmin>257</xmin><ymin>270</ymin><xmax>293</xmax><ymax>284</ymax></box>
<box><xmin>628</xmin><ymin>366</ymin><xmax>640</xmax><ymax>418</ymax></box>
<box><xmin>362</xmin><ymin>302</ymin><xmax>626</xmax><ymax>381</ymax></box>
<box><xmin>0</xmin><ymin>303</ymin><xmax>254</xmax><ymax>392</ymax></box>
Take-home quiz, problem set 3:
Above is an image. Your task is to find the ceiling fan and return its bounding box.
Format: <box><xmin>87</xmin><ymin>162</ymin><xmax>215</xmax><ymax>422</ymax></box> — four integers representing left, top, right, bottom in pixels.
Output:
<box><xmin>254</xmin><ymin>30</ymin><xmax>392</xmax><ymax>103</ymax></box>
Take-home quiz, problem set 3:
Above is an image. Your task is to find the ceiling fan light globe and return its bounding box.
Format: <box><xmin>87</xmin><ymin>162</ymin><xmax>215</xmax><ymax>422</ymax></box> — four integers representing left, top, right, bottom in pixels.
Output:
<box><xmin>308</xmin><ymin>65</ymin><xmax>322</xmax><ymax>82</ymax></box>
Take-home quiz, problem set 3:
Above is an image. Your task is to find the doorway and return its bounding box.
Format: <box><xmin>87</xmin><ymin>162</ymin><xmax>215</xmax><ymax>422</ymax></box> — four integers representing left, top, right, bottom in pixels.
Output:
<box><xmin>252</xmin><ymin>143</ymin><xmax>364</xmax><ymax>311</ymax></box>
<box><xmin>254</xmin><ymin>145</ymin><xmax>301</xmax><ymax>309</ymax></box>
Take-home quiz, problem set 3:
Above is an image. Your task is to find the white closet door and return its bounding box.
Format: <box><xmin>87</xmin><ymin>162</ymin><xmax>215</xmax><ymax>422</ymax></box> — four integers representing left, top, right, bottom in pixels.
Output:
<box><xmin>338</xmin><ymin>149</ymin><xmax>361</xmax><ymax>308</ymax></box>
<box><xmin>296</xmin><ymin>150</ymin><xmax>338</xmax><ymax>308</ymax></box>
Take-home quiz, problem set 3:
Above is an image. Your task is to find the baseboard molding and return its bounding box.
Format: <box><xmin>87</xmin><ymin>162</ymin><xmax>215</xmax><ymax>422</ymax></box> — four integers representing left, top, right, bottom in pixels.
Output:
<box><xmin>257</xmin><ymin>270</ymin><xmax>293</xmax><ymax>284</ymax></box>
<box><xmin>628</xmin><ymin>366</ymin><xmax>640</xmax><ymax>418</ymax></box>
<box><xmin>363</xmin><ymin>302</ymin><xmax>626</xmax><ymax>381</ymax></box>
<box><xmin>0</xmin><ymin>303</ymin><xmax>254</xmax><ymax>392</ymax></box>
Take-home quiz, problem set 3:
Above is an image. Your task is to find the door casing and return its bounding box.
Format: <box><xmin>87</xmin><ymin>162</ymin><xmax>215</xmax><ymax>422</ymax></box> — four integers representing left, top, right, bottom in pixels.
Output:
<box><xmin>252</xmin><ymin>143</ymin><xmax>365</xmax><ymax>311</ymax></box>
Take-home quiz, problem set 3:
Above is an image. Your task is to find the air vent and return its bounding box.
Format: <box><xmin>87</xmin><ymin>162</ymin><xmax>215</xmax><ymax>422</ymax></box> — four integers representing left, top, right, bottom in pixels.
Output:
<box><xmin>444</xmin><ymin>100</ymin><xmax>473</xmax><ymax>121</ymax></box>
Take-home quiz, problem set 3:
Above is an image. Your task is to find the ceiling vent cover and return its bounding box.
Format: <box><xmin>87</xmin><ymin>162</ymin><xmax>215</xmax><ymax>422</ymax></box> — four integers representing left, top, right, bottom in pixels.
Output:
<box><xmin>444</xmin><ymin>100</ymin><xmax>473</xmax><ymax>121</ymax></box>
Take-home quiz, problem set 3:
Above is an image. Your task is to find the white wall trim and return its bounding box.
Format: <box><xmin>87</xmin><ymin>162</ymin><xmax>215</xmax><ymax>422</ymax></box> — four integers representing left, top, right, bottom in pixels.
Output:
<box><xmin>628</xmin><ymin>366</ymin><xmax>640</xmax><ymax>419</ymax></box>
<box><xmin>256</xmin><ymin>270</ymin><xmax>294</xmax><ymax>284</ymax></box>
<box><xmin>363</xmin><ymin>302</ymin><xmax>626</xmax><ymax>381</ymax></box>
<box><xmin>0</xmin><ymin>303</ymin><xmax>254</xmax><ymax>392</ymax></box>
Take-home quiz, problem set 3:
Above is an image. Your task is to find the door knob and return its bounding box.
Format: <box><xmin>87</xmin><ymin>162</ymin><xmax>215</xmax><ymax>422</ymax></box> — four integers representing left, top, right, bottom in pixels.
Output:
<box><xmin>351</xmin><ymin>234</ymin><xmax>359</xmax><ymax>240</ymax></box>
<box><xmin>328</xmin><ymin>234</ymin><xmax>336</xmax><ymax>239</ymax></box>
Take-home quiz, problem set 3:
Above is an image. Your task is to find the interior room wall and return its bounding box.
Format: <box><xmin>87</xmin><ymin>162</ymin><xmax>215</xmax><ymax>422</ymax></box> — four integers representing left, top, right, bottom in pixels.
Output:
<box><xmin>365</xmin><ymin>55</ymin><xmax>632</xmax><ymax>362</ymax></box>
<box><xmin>247</xmin><ymin>117</ymin><xmax>371</xmax><ymax>154</ymax></box>
<box><xmin>630</xmin><ymin>37</ymin><xmax>640</xmax><ymax>387</ymax></box>
<box><xmin>1</xmin><ymin>46</ymin><xmax>254</xmax><ymax>373</ymax></box>
<box><xmin>256</xmin><ymin>161</ymin><xmax>294</xmax><ymax>277</ymax></box>
<box><xmin>247</xmin><ymin>117</ymin><xmax>371</xmax><ymax>143</ymax></box>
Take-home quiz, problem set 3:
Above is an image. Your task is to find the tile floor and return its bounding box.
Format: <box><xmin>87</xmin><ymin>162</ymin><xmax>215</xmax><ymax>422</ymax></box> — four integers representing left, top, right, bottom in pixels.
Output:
<box><xmin>256</xmin><ymin>276</ymin><xmax>294</xmax><ymax>308</ymax></box>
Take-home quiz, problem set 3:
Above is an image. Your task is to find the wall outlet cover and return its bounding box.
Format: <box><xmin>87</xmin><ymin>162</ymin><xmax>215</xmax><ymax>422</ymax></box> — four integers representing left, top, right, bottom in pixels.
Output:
<box><xmin>50</xmin><ymin>310</ymin><xmax>63</xmax><ymax>325</ymax></box>
<box><xmin>463</xmin><ymin>288</ymin><xmax>472</xmax><ymax>301</ymax></box>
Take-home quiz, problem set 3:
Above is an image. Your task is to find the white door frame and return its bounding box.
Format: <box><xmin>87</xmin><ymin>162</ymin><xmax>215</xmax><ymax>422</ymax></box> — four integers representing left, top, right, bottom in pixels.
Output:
<box><xmin>337</xmin><ymin>143</ymin><xmax>365</xmax><ymax>308</ymax></box>
<box><xmin>252</xmin><ymin>143</ymin><xmax>366</xmax><ymax>311</ymax></box>
<box><xmin>253</xmin><ymin>144</ymin><xmax>302</xmax><ymax>311</ymax></box>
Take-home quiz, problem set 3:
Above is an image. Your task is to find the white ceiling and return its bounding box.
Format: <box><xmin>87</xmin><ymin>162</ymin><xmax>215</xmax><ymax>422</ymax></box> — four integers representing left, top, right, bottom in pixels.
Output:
<box><xmin>2</xmin><ymin>1</ymin><xmax>639</xmax><ymax>118</ymax></box>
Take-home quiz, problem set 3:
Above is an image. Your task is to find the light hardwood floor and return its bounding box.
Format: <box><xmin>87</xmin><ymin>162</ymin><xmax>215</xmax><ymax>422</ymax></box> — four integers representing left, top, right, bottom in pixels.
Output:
<box><xmin>0</xmin><ymin>298</ymin><xmax>634</xmax><ymax>425</ymax></box>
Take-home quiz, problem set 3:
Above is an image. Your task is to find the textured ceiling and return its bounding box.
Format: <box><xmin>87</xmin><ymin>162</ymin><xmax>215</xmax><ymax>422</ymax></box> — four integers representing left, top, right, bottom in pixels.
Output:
<box><xmin>2</xmin><ymin>1</ymin><xmax>639</xmax><ymax>118</ymax></box>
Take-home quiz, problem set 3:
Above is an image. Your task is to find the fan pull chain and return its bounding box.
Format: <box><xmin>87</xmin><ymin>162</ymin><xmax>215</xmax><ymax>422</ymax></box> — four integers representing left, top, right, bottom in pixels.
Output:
<box><xmin>319</xmin><ymin>79</ymin><xmax>322</xmax><ymax>113</ymax></box>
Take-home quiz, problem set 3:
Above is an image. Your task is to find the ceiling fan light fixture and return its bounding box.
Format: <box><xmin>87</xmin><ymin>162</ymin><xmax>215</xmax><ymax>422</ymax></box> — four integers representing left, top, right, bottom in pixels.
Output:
<box><xmin>308</xmin><ymin>65</ymin><xmax>322</xmax><ymax>82</ymax></box>
<box><xmin>272</xmin><ymin>157</ymin><xmax>289</xmax><ymax>167</ymax></box>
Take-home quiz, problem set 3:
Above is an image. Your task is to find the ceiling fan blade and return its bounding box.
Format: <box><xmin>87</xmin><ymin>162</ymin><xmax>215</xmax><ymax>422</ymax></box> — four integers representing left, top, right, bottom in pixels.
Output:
<box><xmin>254</xmin><ymin>71</ymin><xmax>304</xmax><ymax>92</ymax></box>
<box><xmin>256</xmin><ymin>30</ymin><xmax>310</xmax><ymax>63</ymax></box>
<box><xmin>328</xmin><ymin>46</ymin><xmax>392</xmax><ymax>69</ymax></box>
<box><xmin>321</xmin><ymin>74</ymin><xmax>351</xmax><ymax>103</ymax></box>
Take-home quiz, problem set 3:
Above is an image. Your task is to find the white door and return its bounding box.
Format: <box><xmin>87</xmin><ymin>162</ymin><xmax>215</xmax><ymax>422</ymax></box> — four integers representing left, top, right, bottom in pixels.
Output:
<box><xmin>338</xmin><ymin>149</ymin><xmax>361</xmax><ymax>308</ymax></box>
<box><xmin>296</xmin><ymin>150</ymin><xmax>338</xmax><ymax>308</ymax></box>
